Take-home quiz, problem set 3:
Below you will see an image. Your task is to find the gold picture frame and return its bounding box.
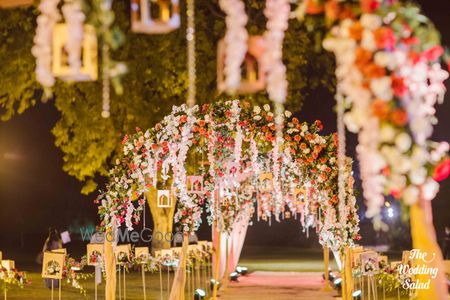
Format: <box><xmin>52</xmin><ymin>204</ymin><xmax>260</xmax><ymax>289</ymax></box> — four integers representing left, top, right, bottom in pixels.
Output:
<box><xmin>42</xmin><ymin>252</ymin><xmax>65</xmax><ymax>279</ymax></box>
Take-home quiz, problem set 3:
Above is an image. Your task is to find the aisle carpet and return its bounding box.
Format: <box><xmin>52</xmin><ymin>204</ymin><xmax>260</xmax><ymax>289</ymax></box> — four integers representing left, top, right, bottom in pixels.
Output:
<box><xmin>219</xmin><ymin>271</ymin><xmax>339</xmax><ymax>300</ymax></box>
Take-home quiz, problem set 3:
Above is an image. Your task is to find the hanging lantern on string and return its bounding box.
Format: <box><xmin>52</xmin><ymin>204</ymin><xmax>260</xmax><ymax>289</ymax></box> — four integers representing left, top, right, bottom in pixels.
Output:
<box><xmin>130</xmin><ymin>0</ymin><xmax>180</xmax><ymax>34</ymax></box>
<box><xmin>187</xmin><ymin>175</ymin><xmax>204</xmax><ymax>194</ymax></box>
<box><xmin>258</xmin><ymin>172</ymin><xmax>273</xmax><ymax>192</ymax></box>
<box><xmin>52</xmin><ymin>24</ymin><xmax>98</xmax><ymax>81</ymax></box>
<box><xmin>157</xmin><ymin>189</ymin><xmax>172</xmax><ymax>208</ymax></box>
<box><xmin>218</xmin><ymin>36</ymin><xmax>266</xmax><ymax>94</ymax></box>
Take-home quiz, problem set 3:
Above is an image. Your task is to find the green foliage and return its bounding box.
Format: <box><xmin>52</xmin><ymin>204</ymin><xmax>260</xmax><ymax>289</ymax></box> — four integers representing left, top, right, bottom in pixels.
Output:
<box><xmin>0</xmin><ymin>1</ymin><xmax>335</xmax><ymax>193</ymax></box>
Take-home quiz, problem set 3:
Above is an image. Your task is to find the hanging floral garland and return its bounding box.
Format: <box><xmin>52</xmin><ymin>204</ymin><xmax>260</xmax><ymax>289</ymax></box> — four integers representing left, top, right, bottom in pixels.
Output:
<box><xmin>263</xmin><ymin>0</ymin><xmax>290</xmax><ymax>105</ymax></box>
<box><xmin>96</xmin><ymin>100</ymin><xmax>359</xmax><ymax>250</ymax></box>
<box><xmin>32</xmin><ymin>0</ymin><xmax>127</xmax><ymax>117</ymax></box>
<box><xmin>218</xmin><ymin>0</ymin><xmax>248</xmax><ymax>93</ymax></box>
<box><xmin>32</xmin><ymin>0</ymin><xmax>61</xmax><ymax>96</ymax></box>
<box><xmin>321</xmin><ymin>0</ymin><xmax>450</xmax><ymax>221</ymax></box>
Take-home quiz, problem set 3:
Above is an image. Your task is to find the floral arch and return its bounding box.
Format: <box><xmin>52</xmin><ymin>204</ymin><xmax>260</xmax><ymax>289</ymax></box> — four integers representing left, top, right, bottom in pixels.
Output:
<box><xmin>91</xmin><ymin>1</ymin><xmax>450</xmax><ymax>299</ymax></box>
<box><xmin>97</xmin><ymin>100</ymin><xmax>359</xmax><ymax>253</ymax></box>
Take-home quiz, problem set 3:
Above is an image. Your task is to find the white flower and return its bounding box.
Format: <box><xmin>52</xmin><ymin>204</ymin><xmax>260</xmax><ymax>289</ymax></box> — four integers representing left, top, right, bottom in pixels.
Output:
<box><xmin>263</xmin><ymin>104</ymin><xmax>271</xmax><ymax>112</ymax></box>
<box><xmin>360</xmin><ymin>14</ymin><xmax>382</xmax><ymax>30</ymax></box>
<box><xmin>395</xmin><ymin>133</ymin><xmax>412</xmax><ymax>153</ymax></box>
<box><xmin>284</xmin><ymin>110</ymin><xmax>292</xmax><ymax>118</ymax></box>
<box><xmin>361</xmin><ymin>30</ymin><xmax>376</xmax><ymax>51</ymax></box>
<box><xmin>301</xmin><ymin>124</ymin><xmax>308</xmax><ymax>132</ymax></box>
<box><xmin>409</xmin><ymin>167</ymin><xmax>427</xmax><ymax>185</ymax></box>
<box><xmin>403</xmin><ymin>185</ymin><xmax>419</xmax><ymax>205</ymax></box>
<box><xmin>370</xmin><ymin>77</ymin><xmax>393</xmax><ymax>100</ymax></box>
<box><xmin>421</xmin><ymin>178</ymin><xmax>439</xmax><ymax>201</ymax></box>
<box><xmin>253</xmin><ymin>106</ymin><xmax>261</xmax><ymax>114</ymax></box>
<box><xmin>380</xmin><ymin>124</ymin><xmax>396</xmax><ymax>143</ymax></box>
<box><xmin>254</xmin><ymin>115</ymin><xmax>262</xmax><ymax>121</ymax></box>
<box><xmin>374</xmin><ymin>51</ymin><xmax>393</xmax><ymax>68</ymax></box>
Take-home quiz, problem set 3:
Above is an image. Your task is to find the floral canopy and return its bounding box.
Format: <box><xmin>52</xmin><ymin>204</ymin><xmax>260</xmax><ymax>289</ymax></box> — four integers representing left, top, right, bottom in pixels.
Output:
<box><xmin>96</xmin><ymin>100</ymin><xmax>359</xmax><ymax>253</ymax></box>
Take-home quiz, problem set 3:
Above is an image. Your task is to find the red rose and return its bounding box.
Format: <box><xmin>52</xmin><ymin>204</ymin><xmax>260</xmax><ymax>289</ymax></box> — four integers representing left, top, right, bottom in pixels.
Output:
<box><xmin>374</xmin><ymin>27</ymin><xmax>396</xmax><ymax>50</ymax></box>
<box><xmin>422</xmin><ymin>45</ymin><xmax>444</xmax><ymax>62</ymax></box>
<box><xmin>433</xmin><ymin>158</ymin><xmax>450</xmax><ymax>182</ymax></box>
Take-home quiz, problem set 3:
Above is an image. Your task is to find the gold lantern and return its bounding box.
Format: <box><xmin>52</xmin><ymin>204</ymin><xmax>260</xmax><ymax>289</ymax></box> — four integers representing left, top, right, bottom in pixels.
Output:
<box><xmin>131</xmin><ymin>0</ymin><xmax>180</xmax><ymax>34</ymax></box>
<box><xmin>52</xmin><ymin>24</ymin><xmax>98</xmax><ymax>81</ymax></box>
<box><xmin>217</xmin><ymin>35</ymin><xmax>266</xmax><ymax>94</ymax></box>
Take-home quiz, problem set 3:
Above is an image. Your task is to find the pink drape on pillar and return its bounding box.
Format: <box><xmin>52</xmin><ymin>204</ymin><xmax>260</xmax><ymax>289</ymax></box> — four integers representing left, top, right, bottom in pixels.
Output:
<box><xmin>212</xmin><ymin>216</ymin><xmax>250</xmax><ymax>279</ymax></box>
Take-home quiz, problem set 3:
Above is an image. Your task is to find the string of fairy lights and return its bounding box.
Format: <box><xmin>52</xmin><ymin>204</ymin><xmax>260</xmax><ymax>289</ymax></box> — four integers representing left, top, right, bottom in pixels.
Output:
<box><xmin>186</xmin><ymin>0</ymin><xmax>196</xmax><ymax>108</ymax></box>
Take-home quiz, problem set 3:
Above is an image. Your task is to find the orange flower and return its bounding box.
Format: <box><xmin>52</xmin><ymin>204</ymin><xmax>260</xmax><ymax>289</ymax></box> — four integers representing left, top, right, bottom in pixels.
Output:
<box><xmin>292</xmin><ymin>117</ymin><xmax>299</xmax><ymax>125</ymax></box>
<box><xmin>371</xmin><ymin>99</ymin><xmax>390</xmax><ymax>120</ymax></box>
<box><xmin>266</xmin><ymin>115</ymin><xmax>274</xmax><ymax>122</ymax></box>
<box><xmin>390</xmin><ymin>109</ymin><xmax>408</xmax><ymax>126</ymax></box>
<box><xmin>362</xmin><ymin>63</ymin><xmax>386</xmax><ymax>78</ymax></box>
<box><xmin>285</xmin><ymin>135</ymin><xmax>292</xmax><ymax>141</ymax></box>
<box><xmin>305</xmin><ymin>0</ymin><xmax>324</xmax><ymax>14</ymax></box>
<box><xmin>262</xmin><ymin>126</ymin><xmax>268</xmax><ymax>132</ymax></box>
<box><xmin>374</xmin><ymin>27</ymin><xmax>396</xmax><ymax>50</ymax></box>
<box><xmin>349</xmin><ymin>22</ymin><xmax>363</xmax><ymax>41</ymax></box>
<box><xmin>180</xmin><ymin>115</ymin><xmax>187</xmax><ymax>123</ymax></box>
<box><xmin>355</xmin><ymin>47</ymin><xmax>373</xmax><ymax>69</ymax></box>
<box><xmin>338</xmin><ymin>4</ymin><xmax>355</xmax><ymax>19</ymax></box>
<box><xmin>324</xmin><ymin>0</ymin><xmax>340</xmax><ymax>21</ymax></box>
<box><xmin>294</xmin><ymin>135</ymin><xmax>301</xmax><ymax>142</ymax></box>
<box><xmin>198</xmin><ymin>120</ymin><xmax>206</xmax><ymax>127</ymax></box>
<box><xmin>300</xmin><ymin>143</ymin><xmax>307</xmax><ymax>150</ymax></box>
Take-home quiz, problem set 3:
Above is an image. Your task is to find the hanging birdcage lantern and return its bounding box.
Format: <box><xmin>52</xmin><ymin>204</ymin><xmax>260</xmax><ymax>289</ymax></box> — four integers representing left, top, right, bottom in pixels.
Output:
<box><xmin>259</xmin><ymin>172</ymin><xmax>273</xmax><ymax>193</ymax></box>
<box><xmin>157</xmin><ymin>189</ymin><xmax>172</xmax><ymax>208</ymax></box>
<box><xmin>218</xmin><ymin>35</ymin><xmax>266</xmax><ymax>94</ymax></box>
<box><xmin>52</xmin><ymin>24</ymin><xmax>98</xmax><ymax>81</ymax></box>
<box><xmin>130</xmin><ymin>0</ymin><xmax>180</xmax><ymax>34</ymax></box>
<box><xmin>187</xmin><ymin>175</ymin><xmax>204</xmax><ymax>194</ymax></box>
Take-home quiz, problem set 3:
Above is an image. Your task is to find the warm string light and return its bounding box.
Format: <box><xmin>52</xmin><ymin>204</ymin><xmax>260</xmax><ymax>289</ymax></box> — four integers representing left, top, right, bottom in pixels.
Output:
<box><xmin>336</xmin><ymin>91</ymin><xmax>346</xmax><ymax>221</ymax></box>
<box><xmin>101</xmin><ymin>42</ymin><xmax>111</xmax><ymax>118</ymax></box>
<box><xmin>186</xmin><ymin>0</ymin><xmax>196</xmax><ymax>107</ymax></box>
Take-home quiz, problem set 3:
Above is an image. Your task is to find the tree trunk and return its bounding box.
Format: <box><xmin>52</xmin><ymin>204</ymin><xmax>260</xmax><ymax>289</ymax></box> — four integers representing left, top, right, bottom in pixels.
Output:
<box><xmin>145</xmin><ymin>187</ymin><xmax>177</xmax><ymax>252</ymax></box>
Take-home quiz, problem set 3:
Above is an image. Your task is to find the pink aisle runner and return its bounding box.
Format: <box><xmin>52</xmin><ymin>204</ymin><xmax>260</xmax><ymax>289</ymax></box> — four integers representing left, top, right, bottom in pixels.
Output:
<box><xmin>220</xmin><ymin>271</ymin><xmax>338</xmax><ymax>300</ymax></box>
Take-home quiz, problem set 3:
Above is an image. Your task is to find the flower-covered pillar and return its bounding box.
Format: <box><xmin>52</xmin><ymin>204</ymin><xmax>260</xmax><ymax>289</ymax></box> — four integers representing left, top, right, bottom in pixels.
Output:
<box><xmin>104</xmin><ymin>227</ymin><xmax>116</xmax><ymax>300</ymax></box>
<box><xmin>321</xmin><ymin>246</ymin><xmax>332</xmax><ymax>291</ymax></box>
<box><xmin>410</xmin><ymin>193</ymin><xmax>448</xmax><ymax>300</ymax></box>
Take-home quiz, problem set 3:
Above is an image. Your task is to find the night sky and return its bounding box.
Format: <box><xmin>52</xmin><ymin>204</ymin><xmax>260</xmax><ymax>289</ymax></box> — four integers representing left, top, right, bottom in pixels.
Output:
<box><xmin>0</xmin><ymin>0</ymin><xmax>449</xmax><ymax>252</ymax></box>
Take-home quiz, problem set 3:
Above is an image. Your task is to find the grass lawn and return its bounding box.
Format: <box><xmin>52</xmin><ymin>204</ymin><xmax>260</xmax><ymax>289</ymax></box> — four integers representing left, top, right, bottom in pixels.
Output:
<box><xmin>3</xmin><ymin>246</ymin><xmax>335</xmax><ymax>299</ymax></box>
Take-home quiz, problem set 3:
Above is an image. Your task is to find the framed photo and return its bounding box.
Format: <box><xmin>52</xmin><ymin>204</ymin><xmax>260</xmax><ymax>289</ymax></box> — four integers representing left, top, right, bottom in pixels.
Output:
<box><xmin>161</xmin><ymin>249</ymin><xmax>173</xmax><ymax>260</ymax></box>
<box><xmin>42</xmin><ymin>252</ymin><xmax>65</xmax><ymax>279</ymax></box>
<box><xmin>187</xmin><ymin>175</ymin><xmax>203</xmax><ymax>193</ymax></box>
<box><xmin>360</xmin><ymin>251</ymin><xmax>379</xmax><ymax>275</ymax></box>
<box><xmin>135</xmin><ymin>247</ymin><xmax>149</xmax><ymax>262</ymax></box>
<box><xmin>402</xmin><ymin>250</ymin><xmax>411</xmax><ymax>264</ymax></box>
<box><xmin>171</xmin><ymin>247</ymin><xmax>183</xmax><ymax>260</ymax></box>
<box><xmin>87</xmin><ymin>244</ymin><xmax>104</xmax><ymax>266</ymax></box>
<box><xmin>115</xmin><ymin>244</ymin><xmax>131</xmax><ymax>265</ymax></box>
<box><xmin>1</xmin><ymin>260</ymin><xmax>14</xmax><ymax>271</ymax></box>
<box><xmin>379</xmin><ymin>255</ymin><xmax>388</xmax><ymax>268</ymax></box>
<box><xmin>259</xmin><ymin>173</ymin><xmax>273</xmax><ymax>192</ymax></box>
<box><xmin>293</xmin><ymin>188</ymin><xmax>305</xmax><ymax>206</ymax></box>
<box><xmin>157</xmin><ymin>190</ymin><xmax>172</xmax><ymax>208</ymax></box>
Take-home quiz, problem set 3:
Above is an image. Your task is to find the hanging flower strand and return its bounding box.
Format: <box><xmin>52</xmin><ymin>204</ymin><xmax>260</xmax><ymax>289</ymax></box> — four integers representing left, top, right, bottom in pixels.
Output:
<box><xmin>32</xmin><ymin>0</ymin><xmax>61</xmax><ymax>98</ymax></box>
<box><xmin>263</xmin><ymin>0</ymin><xmax>290</xmax><ymax>139</ymax></box>
<box><xmin>218</xmin><ymin>0</ymin><xmax>248</xmax><ymax>93</ymax></box>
